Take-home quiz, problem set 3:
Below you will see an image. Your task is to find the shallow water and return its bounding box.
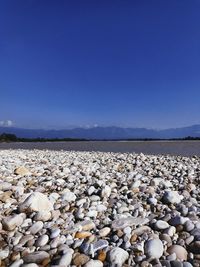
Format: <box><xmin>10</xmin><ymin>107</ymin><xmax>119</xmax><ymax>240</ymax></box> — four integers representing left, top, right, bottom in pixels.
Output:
<box><xmin>0</xmin><ymin>141</ymin><xmax>200</xmax><ymax>157</ymax></box>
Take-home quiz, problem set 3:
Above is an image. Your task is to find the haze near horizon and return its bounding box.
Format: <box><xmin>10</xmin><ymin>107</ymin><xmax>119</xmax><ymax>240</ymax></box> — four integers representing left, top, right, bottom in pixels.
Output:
<box><xmin>1</xmin><ymin>0</ymin><xmax>200</xmax><ymax>129</ymax></box>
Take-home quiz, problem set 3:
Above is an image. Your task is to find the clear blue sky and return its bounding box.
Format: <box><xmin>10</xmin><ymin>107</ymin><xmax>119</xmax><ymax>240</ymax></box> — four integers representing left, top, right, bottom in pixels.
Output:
<box><xmin>1</xmin><ymin>0</ymin><xmax>200</xmax><ymax>129</ymax></box>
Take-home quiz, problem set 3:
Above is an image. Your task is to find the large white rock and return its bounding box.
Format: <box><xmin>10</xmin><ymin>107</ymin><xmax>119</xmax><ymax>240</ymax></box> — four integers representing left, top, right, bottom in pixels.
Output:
<box><xmin>19</xmin><ymin>192</ymin><xmax>53</xmax><ymax>213</ymax></box>
<box><xmin>163</xmin><ymin>190</ymin><xmax>183</xmax><ymax>204</ymax></box>
<box><xmin>109</xmin><ymin>247</ymin><xmax>129</xmax><ymax>267</ymax></box>
<box><xmin>144</xmin><ymin>239</ymin><xmax>164</xmax><ymax>258</ymax></box>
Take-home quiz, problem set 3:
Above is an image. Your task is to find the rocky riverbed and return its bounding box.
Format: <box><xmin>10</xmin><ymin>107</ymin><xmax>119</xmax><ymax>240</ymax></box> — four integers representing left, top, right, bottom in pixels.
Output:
<box><xmin>0</xmin><ymin>149</ymin><xmax>200</xmax><ymax>267</ymax></box>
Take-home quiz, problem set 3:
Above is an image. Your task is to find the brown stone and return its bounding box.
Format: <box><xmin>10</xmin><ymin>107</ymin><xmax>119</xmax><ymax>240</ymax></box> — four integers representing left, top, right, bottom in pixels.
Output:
<box><xmin>130</xmin><ymin>233</ymin><xmax>138</xmax><ymax>244</ymax></box>
<box><xmin>73</xmin><ymin>253</ymin><xmax>90</xmax><ymax>265</ymax></box>
<box><xmin>42</xmin><ymin>258</ymin><xmax>51</xmax><ymax>266</ymax></box>
<box><xmin>98</xmin><ymin>250</ymin><xmax>107</xmax><ymax>262</ymax></box>
<box><xmin>0</xmin><ymin>191</ymin><xmax>12</xmax><ymax>202</ymax></box>
<box><xmin>14</xmin><ymin>166</ymin><xmax>31</xmax><ymax>176</ymax></box>
<box><xmin>75</xmin><ymin>231</ymin><xmax>92</xmax><ymax>239</ymax></box>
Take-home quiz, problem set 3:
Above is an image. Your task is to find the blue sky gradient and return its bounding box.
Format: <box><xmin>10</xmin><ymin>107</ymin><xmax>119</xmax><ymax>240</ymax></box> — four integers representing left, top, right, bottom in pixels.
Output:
<box><xmin>1</xmin><ymin>0</ymin><xmax>200</xmax><ymax>129</ymax></box>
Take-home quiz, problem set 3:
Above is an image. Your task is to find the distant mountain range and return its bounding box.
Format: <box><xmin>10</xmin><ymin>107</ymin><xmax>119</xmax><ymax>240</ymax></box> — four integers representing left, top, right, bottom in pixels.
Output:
<box><xmin>1</xmin><ymin>125</ymin><xmax>200</xmax><ymax>139</ymax></box>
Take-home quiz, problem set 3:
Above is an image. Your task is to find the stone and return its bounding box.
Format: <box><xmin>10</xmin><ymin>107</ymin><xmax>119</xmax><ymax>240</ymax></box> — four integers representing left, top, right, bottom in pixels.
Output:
<box><xmin>169</xmin><ymin>215</ymin><xmax>188</xmax><ymax>226</ymax></box>
<box><xmin>86</xmin><ymin>210</ymin><xmax>98</xmax><ymax>218</ymax></box>
<box><xmin>73</xmin><ymin>253</ymin><xmax>90</xmax><ymax>265</ymax></box>
<box><xmin>98</xmin><ymin>250</ymin><xmax>107</xmax><ymax>262</ymax></box>
<box><xmin>101</xmin><ymin>185</ymin><xmax>111</xmax><ymax>198</ymax></box>
<box><xmin>99</xmin><ymin>227</ymin><xmax>111</xmax><ymax>237</ymax></box>
<box><xmin>112</xmin><ymin>216</ymin><xmax>149</xmax><ymax>230</ymax></box>
<box><xmin>170</xmin><ymin>260</ymin><xmax>183</xmax><ymax>267</ymax></box>
<box><xmin>35</xmin><ymin>234</ymin><xmax>49</xmax><ymax>247</ymax></box>
<box><xmin>92</xmin><ymin>240</ymin><xmax>109</xmax><ymax>253</ymax></box>
<box><xmin>109</xmin><ymin>247</ymin><xmax>129</xmax><ymax>267</ymax></box>
<box><xmin>144</xmin><ymin>239</ymin><xmax>164</xmax><ymax>259</ymax></box>
<box><xmin>132</xmin><ymin>226</ymin><xmax>151</xmax><ymax>236</ymax></box>
<box><xmin>22</xmin><ymin>264</ymin><xmax>39</xmax><ymax>267</ymax></box>
<box><xmin>19</xmin><ymin>192</ymin><xmax>53</xmax><ymax>213</ymax></box>
<box><xmin>58</xmin><ymin>248</ymin><xmax>74</xmax><ymax>266</ymax></box>
<box><xmin>28</xmin><ymin>221</ymin><xmax>43</xmax><ymax>234</ymax></box>
<box><xmin>0</xmin><ymin>248</ymin><xmax>9</xmax><ymax>259</ymax></box>
<box><xmin>9</xmin><ymin>259</ymin><xmax>24</xmax><ymax>267</ymax></box>
<box><xmin>2</xmin><ymin>214</ymin><xmax>24</xmax><ymax>231</ymax></box>
<box><xmin>160</xmin><ymin>260</ymin><xmax>171</xmax><ymax>267</ymax></box>
<box><xmin>155</xmin><ymin>220</ymin><xmax>169</xmax><ymax>230</ymax></box>
<box><xmin>23</xmin><ymin>251</ymin><xmax>50</xmax><ymax>264</ymax></box>
<box><xmin>50</xmin><ymin>228</ymin><xmax>61</xmax><ymax>238</ymax></box>
<box><xmin>75</xmin><ymin>231</ymin><xmax>92</xmax><ymax>239</ymax></box>
<box><xmin>0</xmin><ymin>191</ymin><xmax>12</xmax><ymax>202</ymax></box>
<box><xmin>34</xmin><ymin>211</ymin><xmax>51</xmax><ymax>221</ymax></box>
<box><xmin>0</xmin><ymin>182</ymin><xmax>12</xmax><ymax>191</ymax></box>
<box><xmin>183</xmin><ymin>263</ymin><xmax>193</xmax><ymax>267</ymax></box>
<box><xmin>84</xmin><ymin>259</ymin><xmax>103</xmax><ymax>267</ymax></box>
<box><xmin>187</xmin><ymin>241</ymin><xmax>200</xmax><ymax>254</ymax></box>
<box><xmin>163</xmin><ymin>191</ymin><xmax>183</xmax><ymax>204</ymax></box>
<box><xmin>184</xmin><ymin>221</ymin><xmax>194</xmax><ymax>232</ymax></box>
<box><xmin>167</xmin><ymin>245</ymin><xmax>188</xmax><ymax>261</ymax></box>
<box><xmin>14</xmin><ymin>166</ymin><xmax>31</xmax><ymax>176</ymax></box>
<box><xmin>61</xmin><ymin>190</ymin><xmax>76</xmax><ymax>202</ymax></box>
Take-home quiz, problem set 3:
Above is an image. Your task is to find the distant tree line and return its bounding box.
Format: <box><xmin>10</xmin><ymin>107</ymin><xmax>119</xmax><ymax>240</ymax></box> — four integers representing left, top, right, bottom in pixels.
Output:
<box><xmin>0</xmin><ymin>133</ymin><xmax>86</xmax><ymax>142</ymax></box>
<box><xmin>0</xmin><ymin>133</ymin><xmax>200</xmax><ymax>142</ymax></box>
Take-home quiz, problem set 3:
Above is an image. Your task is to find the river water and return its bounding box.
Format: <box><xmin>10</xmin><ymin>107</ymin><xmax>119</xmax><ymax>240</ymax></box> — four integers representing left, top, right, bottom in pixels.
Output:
<box><xmin>0</xmin><ymin>141</ymin><xmax>200</xmax><ymax>157</ymax></box>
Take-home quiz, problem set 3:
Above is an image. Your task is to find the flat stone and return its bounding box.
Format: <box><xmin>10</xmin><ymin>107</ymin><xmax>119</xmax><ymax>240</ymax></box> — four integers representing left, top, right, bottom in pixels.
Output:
<box><xmin>23</xmin><ymin>251</ymin><xmax>50</xmax><ymax>264</ymax></box>
<box><xmin>22</xmin><ymin>264</ymin><xmax>39</xmax><ymax>267</ymax></box>
<box><xmin>77</xmin><ymin>220</ymin><xmax>96</xmax><ymax>231</ymax></box>
<box><xmin>84</xmin><ymin>259</ymin><xmax>103</xmax><ymax>267</ymax></box>
<box><xmin>132</xmin><ymin>226</ymin><xmax>151</xmax><ymax>236</ymax></box>
<box><xmin>75</xmin><ymin>231</ymin><xmax>92</xmax><ymax>239</ymax></box>
<box><xmin>92</xmin><ymin>239</ymin><xmax>109</xmax><ymax>253</ymax></box>
<box><xmin>112</xmin><ymin>216</ymin><xmax>149</xmax><ymax>230</ymax></box>
<box><xmin>155</xmin><ymin>220</ymin><xmax>169</xmax><ymax>230</ymax></box>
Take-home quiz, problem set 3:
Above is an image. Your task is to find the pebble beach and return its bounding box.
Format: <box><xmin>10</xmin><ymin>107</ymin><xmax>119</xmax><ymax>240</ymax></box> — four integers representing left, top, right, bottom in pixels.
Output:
<box><xmin>0</xmin><ymin>149</ymin><xmax>200</xmax><ymax>267</ymax></box>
